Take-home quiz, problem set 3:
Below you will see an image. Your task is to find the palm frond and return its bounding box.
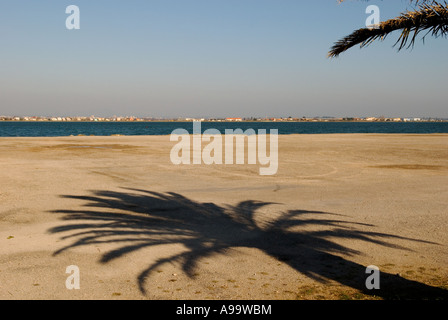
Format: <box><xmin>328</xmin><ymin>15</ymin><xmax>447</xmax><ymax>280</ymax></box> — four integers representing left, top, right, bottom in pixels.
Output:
<box><xmin>329</xmin><ymin>1</ymin><xmax>448</xmax><ymax>57</ymax></box>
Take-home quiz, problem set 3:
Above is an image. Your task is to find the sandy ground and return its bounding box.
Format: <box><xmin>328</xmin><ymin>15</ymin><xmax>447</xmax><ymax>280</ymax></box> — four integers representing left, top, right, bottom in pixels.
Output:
<box><xmin>0</xmin><ymin>133</ymin><xmax>447</xmax><ymax>300</ymax></box>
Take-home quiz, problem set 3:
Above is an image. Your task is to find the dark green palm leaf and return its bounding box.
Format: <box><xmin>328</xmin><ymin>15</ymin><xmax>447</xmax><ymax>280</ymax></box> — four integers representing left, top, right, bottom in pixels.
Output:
<box><xmin>329</xmin><ymin>1</ymin><xmax>448</xmax><ymax>57</ymax></box>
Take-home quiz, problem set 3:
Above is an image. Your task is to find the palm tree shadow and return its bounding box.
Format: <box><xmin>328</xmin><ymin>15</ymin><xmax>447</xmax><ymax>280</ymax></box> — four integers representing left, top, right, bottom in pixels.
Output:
<box><xmin>48</xmin><ymin>188</ymin><xmax>448</xmax><ymax>299</ymax></box>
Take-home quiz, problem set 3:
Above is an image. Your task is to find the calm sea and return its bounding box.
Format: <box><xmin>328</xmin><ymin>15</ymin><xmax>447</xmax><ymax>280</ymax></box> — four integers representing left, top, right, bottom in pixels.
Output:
<box><xmin>0</xmin><ymin>121</ymin><xmax>448</xmax><ymax>137</ymax></box>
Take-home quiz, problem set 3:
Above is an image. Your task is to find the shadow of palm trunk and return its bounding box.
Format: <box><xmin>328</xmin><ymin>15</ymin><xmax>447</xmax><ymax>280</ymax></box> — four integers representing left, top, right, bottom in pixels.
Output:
<box><xmin>48</xmin><ymin>188</ymin><xmax>448</xmax><ymax>300</ymax></box>
<box><xmin>259</xmin><ymin>242</ymin><xmax>448</xmax><ymax>300</ymax></box>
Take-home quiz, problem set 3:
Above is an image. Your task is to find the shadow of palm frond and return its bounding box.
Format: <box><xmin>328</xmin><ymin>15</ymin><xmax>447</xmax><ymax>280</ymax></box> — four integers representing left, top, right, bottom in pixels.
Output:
<box><xmin>49</xmin><ymin>188</ymin><xmax>448</xmax><ymax>299</ymax></box>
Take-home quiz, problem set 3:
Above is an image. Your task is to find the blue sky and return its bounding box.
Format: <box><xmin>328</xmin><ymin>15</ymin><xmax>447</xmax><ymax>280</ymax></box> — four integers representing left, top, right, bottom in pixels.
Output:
<box><xmin>0</xmin><ymin>0</ymin><xmax>447</xmax><ymax>118</ymax></box>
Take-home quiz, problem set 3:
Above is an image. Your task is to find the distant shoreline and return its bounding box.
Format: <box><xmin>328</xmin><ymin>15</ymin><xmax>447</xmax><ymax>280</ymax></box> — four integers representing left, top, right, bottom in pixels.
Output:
<box><xmin>1</xmin><ymin>115</ymin><xmax>448</xmax><ymax>123</ymax></box>
<box><xmin>1</xmin><ymin>120</ymin><xmax>447</xmax><ymax>123</ymax></box>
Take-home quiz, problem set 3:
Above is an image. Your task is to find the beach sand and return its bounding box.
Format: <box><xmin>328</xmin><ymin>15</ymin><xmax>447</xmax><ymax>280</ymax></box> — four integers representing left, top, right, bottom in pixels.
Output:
<box><xmin>0</xmin><ymin>134</ymin><xmax>447</xmax><ymax>300</ymax></box>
